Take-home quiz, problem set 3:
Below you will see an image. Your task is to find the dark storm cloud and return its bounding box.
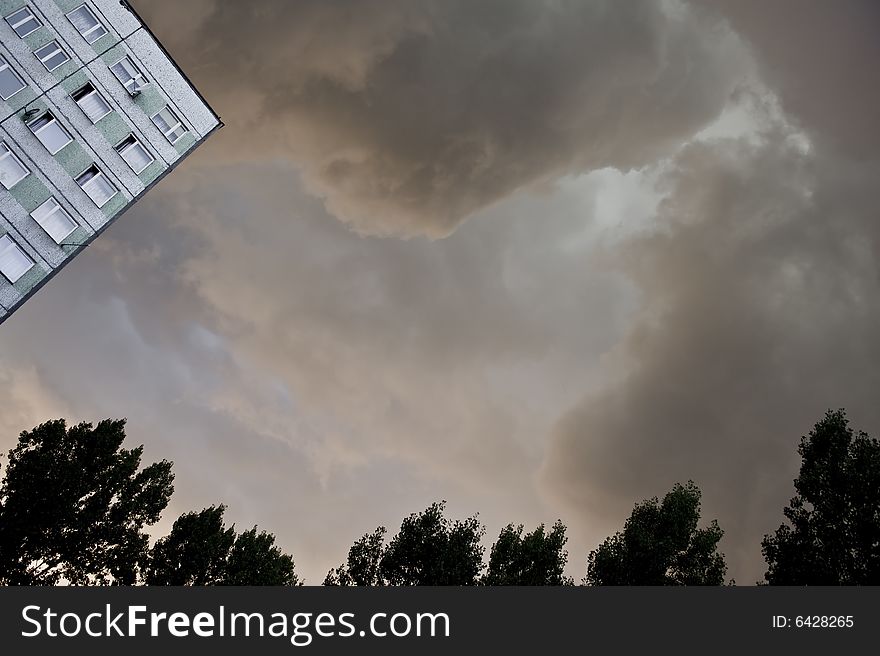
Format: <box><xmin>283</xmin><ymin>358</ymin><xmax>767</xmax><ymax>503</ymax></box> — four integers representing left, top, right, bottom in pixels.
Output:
<box><xmin>703</xmin><ymin>0</ymin><xmax>880</xmax><ymax>160</ymax></box>
<box><xmin>138</xmin><ymin>0</ymin><xmax>749</xmax><ymax>236</ymax></box>
<box><xmin>541</xmin><ymin>0</ymin><xmax>880</xmax><ymax>579</ymax></box>
<box><xmin>0</xmin><ymin>159</ymin><xmax>640</xmax><ymax>581</ymax></box>
<box><xmin>3</xmin><ymin>0</ymin><xmax>876</xmax><ymax>585</ymax></box>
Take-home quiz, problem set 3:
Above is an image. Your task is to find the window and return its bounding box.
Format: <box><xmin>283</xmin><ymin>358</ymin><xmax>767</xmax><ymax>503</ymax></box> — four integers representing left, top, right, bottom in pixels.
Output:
<box><xmin>0</xmin><ymin>143</ymin><xmax>29</xmax><ymax>189</ymax></box>
<box><xmin>0</xmin><ymin>234</ymin><xmax>33</xmax><ymax>283</ymax></box>
<box><xmin>110</xmin><ymin>56</ymin><xmax>146</xmax><ymax>94</ymax></box>
<box><xmin>67</xmin><ymin>4</ymin><xmax>107</xmax><ymax>43</ymax></box>
<box><xmin>151</xmin><ymin>106</ymin><xmax>187</xmax><ymax>144</ymax></box>
<box><xmin>0</xmin><ymin>56</ymin><xmax>26</xmax><ymax>99</ymax></box>
<box><xmin>28</xmin><ymin>112</ymin><xmax>72</xmax><ymax>154</ymax></box>
<box><xmin>71</xmin><ymin>82</ymin><xmax>111</xmax><ymax>123</ymax></box>
<box><xmin>34</xmin><ymin>40</ymin><xmax>69</xmax><ymax>71</ymax></box>
<box><xmin>4</xmin><ymin>6</ymin><xmax>41</xmax><ymax>38</ymax></box>
<box><xmin>115</xmin><ymin>134</ymin><xmax>153</xmax><ymax>174</ymax></box>
<box><xmin>75</xmin><ymin>165</ymin><xmax>116</xmax><ymax>207</ymax></box>
<box><xmin>31</xmin><ymin>198</ymin><xmax>77</xmax><ymax>243</ymax></box>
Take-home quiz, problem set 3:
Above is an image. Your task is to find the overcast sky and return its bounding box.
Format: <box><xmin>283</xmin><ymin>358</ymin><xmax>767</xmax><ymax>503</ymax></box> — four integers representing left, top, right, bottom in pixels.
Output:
<box><xmin>1</xmin><ymin>0</ymin><xmax>879</xmax><ymax>584</ymax></box>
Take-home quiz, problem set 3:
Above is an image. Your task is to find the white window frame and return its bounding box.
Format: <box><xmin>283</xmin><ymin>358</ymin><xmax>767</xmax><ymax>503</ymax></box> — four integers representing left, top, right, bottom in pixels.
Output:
<box><xmin>66</xmin><ymin>3</ymin><xmax>107</xmax><ymax>44</ymax></box>
<box><xmin>151</xmin><ymin>106</ymin><xmax>187</xmax><ymax>144</ymax></box>
<box><xmin>115</xmin><ymin>134</ymin><xmax>154</xmax><ymax>174</ymax></box>
<box><xmin>75</xmin><ymin>165</ymin><xmax>117</xmax><ymax>208</ymax></box>
<box><xmin>0</xmin><ymin>142</ymin><xmax>29</xmax><ymax>189</ymax></box>
<box><xmin>71</xmin><ymin>82</ymin><xmax>112</xmax><ymax>123</ymax></box>
<box><xmin>0</xmin><ymin>56</ymin><xmax>26</xmax><ymax>100</ymax></box>
<box><xmin>34</xmin><ymin>40</ymin><xmax>70</xmax><ymax>72</ymax></box>
<box><xmin>28</xmin><ymin>112</ymin><xmax>72</xmax><ymax>155</ymax></box>
<box><xmin>31</xmin><ymin>197</ymin><xmax>77</xmax><ymax>244</ymax></box>
<box><xmin>109</xmin><ymin>55</ymin><xmax>146</xmax><ymax>94</ymax></box>
<box><xmin>0</xmin><ymin>234</ymin><xmax>34</xmax><ymax>284</ymax></box>
<box><xmin>4</xmin><ymin>6</ymin><xmax>41</xmax><ymax>38</ymax></box>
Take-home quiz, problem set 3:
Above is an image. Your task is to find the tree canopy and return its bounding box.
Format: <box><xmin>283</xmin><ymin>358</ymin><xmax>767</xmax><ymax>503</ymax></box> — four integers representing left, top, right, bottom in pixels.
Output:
<box><xmin>324</xmin><ymin>527</ymin><xmax>386</xmax><ymax>586</ymax></box>
<box><xmin>483</xmin><ymin>520</ymin><xmax>572</xmax><ymax>585</ymax></box>
<box><xmin>12</xmin><ymin>411</ymin><xmax>880</xmax><ymax>586</ymax></box>
<box><xmin>762</xmin><ymin>410</ymin><xmax>880</xmax><ymax>585</ymax></box>
<box><xmin>585</xmin><ymin>481</ymin><xmax>727</xmax><ymax>585</ymax></box>
<box><xmin>325</xmin><ymin>501</ymin><xmax>485</xmax><ymax>585</ymax></box>
<box><xmin>0</xmin><ymin>418</ymin><xmax>297</xmax><ymax>586</ymax></box>
<box><xmin>0</xmin><ymin>419</ymin><xmax>173</xmax><ymax>585</ymax></box>
<box><xmin>147</xmin><ymin>505</ymin><xmax>298</xmax><ymax>586</ymax></box>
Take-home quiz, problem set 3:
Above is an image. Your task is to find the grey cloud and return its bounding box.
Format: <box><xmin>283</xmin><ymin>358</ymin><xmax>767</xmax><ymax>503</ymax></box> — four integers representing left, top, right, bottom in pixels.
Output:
<box><xmin>701</xmin><ymin>0</ymin><xmax>880</xmax><ymax>160</ymax></box>
<box><xmin>539</xmin><ymin>1</ymin><xmax>880</xmax><ymax>582</ymax></box>
<box><xmin>137</xmin><ymin>0</ymin><xmax>750</xmax><ymax>236</ymax></box>
<box><xmin>4</xmin><ymin>0</ymin><xmax>876</xmax><ymax>586</ymax></box>
<box><xmin>541</xmin><ymin>111</ymin><xmax>880</xmax><ymax>581</ymax></box>
<box><xmin>1</xmin><ymin>157</ymin><xmax>643</xmax><ymax>581</ymax></box>
<box><xmin>162</xmin><ymin>164</ymin><xmax>627</xmax><ymax>489</ymax></box>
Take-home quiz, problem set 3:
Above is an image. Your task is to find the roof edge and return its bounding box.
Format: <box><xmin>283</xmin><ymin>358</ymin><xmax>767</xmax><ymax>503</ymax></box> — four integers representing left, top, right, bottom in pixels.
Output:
<box><xmin>122</xmin><ymin>0</ymin><xmax>223</xmax><ymax>127</ymax></box>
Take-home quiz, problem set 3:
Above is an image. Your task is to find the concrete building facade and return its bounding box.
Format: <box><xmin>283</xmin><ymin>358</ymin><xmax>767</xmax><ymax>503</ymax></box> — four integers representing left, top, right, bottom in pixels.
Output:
<box><xmin>0</xmin><ymin>0</ymin><xmax>220</xmax><ymax>324</ymax></box>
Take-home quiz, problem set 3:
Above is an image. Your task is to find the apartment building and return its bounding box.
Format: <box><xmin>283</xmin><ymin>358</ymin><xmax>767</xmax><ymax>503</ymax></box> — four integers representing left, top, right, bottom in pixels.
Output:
<box><xmin>0</xmin><ymin>0</ymin><xmax>220</xmax><ymax>324</ymax></box>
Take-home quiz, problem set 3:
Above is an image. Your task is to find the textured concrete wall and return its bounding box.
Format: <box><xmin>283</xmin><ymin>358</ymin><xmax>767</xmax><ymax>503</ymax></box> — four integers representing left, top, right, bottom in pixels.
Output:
<box><xmin>0</xmin><ymin>0</ymin><xmax>220</xmax><ymax>321</ymax></box>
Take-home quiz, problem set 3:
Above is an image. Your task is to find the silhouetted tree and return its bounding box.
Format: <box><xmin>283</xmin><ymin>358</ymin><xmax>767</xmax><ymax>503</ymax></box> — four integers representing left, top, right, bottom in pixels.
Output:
<box><xmin>483</xmin><ymin>520</ymin><xmax>572</xmax><ymax>585</ymax></box>
<box><xmin>324</xmin><ymin>527</ymin><xmax>386</xmax><ymax>586</ymax></box>
<box><xmin>763</xmin><ymin>410</ymin><xmax>880</xmax><ymax>584</ymax></box>
<box><xmin>325</xmin><ymin>502</ymin><xmax>485</xmax><ymax>585</ymax></box>
<box><xmin>0</xmin><ymin>419</ymin><xmax>173</xmax><ymax>585</ymax></box>
<box><xmin>147</xmin><ymin>506</ymin><xmax>234</xmax><ymax>585</ymax></box>
<box><xmin>0</xmin><ymin>418</ymin><xmax>298</xmax><ymax>586</ymax></box>
<box><xmin>382</xmin><ymin>502</ymin><xmax>485</xmax><ymax>585</ymax></box>
<box><xmin>147</xmin><ymin>505</ymin><xmax>298</xmax><ymax>585</ymax></box>
<box><xmin>585</xmin><ymin>482</ymin><xmax>726</xmax><ymax>585</ymax></box>
<box><xmin>225</xmin><ymin>525</ymin><xmax>299</xmax><ymax>586</ymax></box>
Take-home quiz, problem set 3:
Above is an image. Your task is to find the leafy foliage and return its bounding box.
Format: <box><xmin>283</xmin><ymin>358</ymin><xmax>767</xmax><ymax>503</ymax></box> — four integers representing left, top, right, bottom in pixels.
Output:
<box><xmin>324</xmin><ymin>527</ymin><xmax>386</xmax><ymax>586</ymax></box>
<box><xmin>147</xmin><ymin>506</ymin><xmax>234</xmax><ymax>585</ymax></box>
<box><xmin>326</xmin><ymin>502</ymin><xmax>485</xmax><ymax>585</ymax></box>
<box><xmin>762</xmin><ymin>410</ymin><xmax>880</xmax><ymax>584</ymax></box>
<box><xmin>225</xmin><ymin>525</ymin><xmax>299</xmax><ymax>586</ymax></box>
<box><xmin>0</xmin><ymin>418</ymin><xmax>297</xmax><ymax>586</ymax></box>
<box><xmin>483</xmin><ymin>520</ymin><xmax>572</xmax><ymax>585</ymax></box>
<box><xmin>382</xmin><ymin>502</ymin><xmax>485</xmax><ymax>585</ymax></box>
<box><xmin>585</xmin><ymin>481</ymin><xmax>726</xmax><ymax>585</ymax></box>
<box><xmin>0</xmin><ymin>419</ymin><xmax>173</xmax><ymax>585</ymax></box>
<box><xmin>147</xmin><ymin>505</ymin><xmax>299</xmax><ymax>585</ymax></box>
